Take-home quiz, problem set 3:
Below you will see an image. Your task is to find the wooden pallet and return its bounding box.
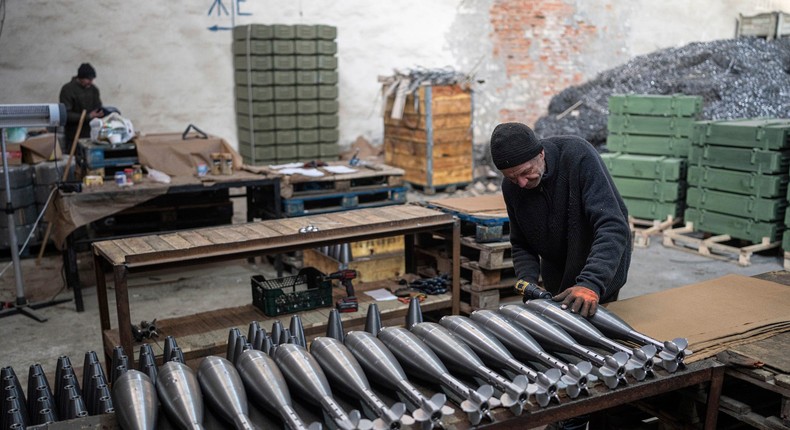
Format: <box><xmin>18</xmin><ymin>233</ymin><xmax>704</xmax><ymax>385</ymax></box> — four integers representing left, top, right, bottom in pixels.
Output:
<box><xmin>460</xmin><ymin>236</ymin><xmax>512</xmax><ymax>270</ymax></box>
<box><xmin>662</xmin><ymin>221</ymin><xmax>780</xmax><ymax>266</ymax></box>
<box><xmin>407</xmin><ymin>180</ymin><xmax>471</xmax><ymax>196</ymax></box>
<box><xmin>458</xmin><ymin>279</ymin><xmax>522</xmax><ymax>313</ymax></box>
<box><xmin>281</xmin><ymin>186</ymin><xmax>407</xmax><ymax>216</ymax></box>
<box><xmin>629</xmin><ymin>215</ymin><xmax>678</xmax><ymax>248</ymax></box>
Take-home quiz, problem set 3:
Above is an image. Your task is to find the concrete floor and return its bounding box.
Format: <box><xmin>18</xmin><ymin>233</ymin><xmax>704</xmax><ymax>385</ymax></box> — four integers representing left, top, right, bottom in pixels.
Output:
<box><xmin>0</xmin><ymin>188</ymin><xmax>785</xmax><ymax>394</ymax></box>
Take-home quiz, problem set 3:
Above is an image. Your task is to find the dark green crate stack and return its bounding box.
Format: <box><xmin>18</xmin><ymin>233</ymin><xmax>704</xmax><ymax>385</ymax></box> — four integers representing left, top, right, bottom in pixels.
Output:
<box><xmin>234</xmin><ymin>24</ymin><xmax>340</xmax><ymax>165</ymax></box>
<box><xmin>687</xmin><ymin>118</ymin><xmax>790</xmax><ymax>244</ymax></box>
<box><xmin>604</xmin><ymin>94</ymin><xmax>702</xmax><ymax>221</ymax></box>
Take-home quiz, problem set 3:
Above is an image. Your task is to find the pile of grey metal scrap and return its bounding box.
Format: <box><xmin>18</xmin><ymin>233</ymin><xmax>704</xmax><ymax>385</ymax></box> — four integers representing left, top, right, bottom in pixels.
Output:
<box><xmin>534</xmin><ymin>37</ymin><xmax>790</xmax><ymax>147</ymax></box>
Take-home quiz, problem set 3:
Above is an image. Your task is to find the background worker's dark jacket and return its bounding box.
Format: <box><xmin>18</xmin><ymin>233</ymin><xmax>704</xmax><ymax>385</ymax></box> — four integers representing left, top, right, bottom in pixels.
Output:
<box><xmin>59</xmin><ymin>77</ymin><xmax>102</xmax><ymax>140</ymax></box>
<box><xmin>502</xmin><ymin>136</ymin><xmax>631</xmax><ymax>302</ymax></box>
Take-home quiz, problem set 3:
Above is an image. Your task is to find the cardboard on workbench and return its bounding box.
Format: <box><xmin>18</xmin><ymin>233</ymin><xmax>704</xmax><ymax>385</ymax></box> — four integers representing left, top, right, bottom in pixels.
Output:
<box><xmin>607</xmin><ymin>273</ymin><xmax>790</xmax><ymax>362</ymax></box>
<box><xmin>135</xmin><ymin>132</ymin><xmax>242</xmax><ymax>177</ymax></box>
<box><xmin>428</xmin><ymin>193</ymin><xmax>507</xmax><ymax>218</ymax></box>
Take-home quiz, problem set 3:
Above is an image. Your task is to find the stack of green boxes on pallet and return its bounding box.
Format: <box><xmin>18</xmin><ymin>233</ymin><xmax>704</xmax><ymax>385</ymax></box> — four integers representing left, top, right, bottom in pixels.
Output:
<box><xmin>687</xmin><ymin>118</ymin><xmax>790</xmax><ymax>244</ymax></box>
<box><xmin>233</xmin><ymin>24</ymin><xmax>340</xmax><ymax>165</ymax></box>
<box><xmin>603</xmin><ymin>94</ymin><xmax>702</xmax><ymax>220</ymax></box>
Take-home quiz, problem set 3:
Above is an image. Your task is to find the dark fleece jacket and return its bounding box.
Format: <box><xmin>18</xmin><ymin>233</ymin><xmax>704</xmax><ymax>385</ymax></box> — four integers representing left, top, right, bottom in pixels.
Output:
<box><xmin>59</xmin><ymin>77</ymin><xmax>102</xmax><ymax>139</ymax></box>
<box><xmin>503</xmin><ymin>135</ymin><xmax>631</xmax><ymax>302</ymax></box>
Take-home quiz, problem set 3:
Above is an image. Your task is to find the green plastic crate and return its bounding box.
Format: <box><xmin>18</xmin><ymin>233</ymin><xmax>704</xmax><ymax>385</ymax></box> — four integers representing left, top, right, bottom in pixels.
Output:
<box><xmin>273</xmin><ymin>71</ymin><xmax>296</xmax><ymax>85</ymax></box>
<box><xmin>317</xmin><ymin>41</ymin><xmax>338</xmax><ymax>55</ymax></box>
<box><xmin>237</xmin><ymin>115</ymin><xmax>275</xmax><ymax>131</ymax></box>
<box><xmin>294</xmin><ymin>40</ymin><xmax>317</xmax><ymax>55</ymax></box>
<box><xmin>318</xmin><ymin>71</ymin><xmax>338</xmax><ymax>84</ymax></box>
<box><xmin>272</xmin><ymin>24</ymin><xmax>296</xmax><ymax>39</ymax></box>
<box><xmin>317</xmin><ymin>56</ymin><xmax>338</xmax><ymax>70</ymax></box>
<box><xmin>318</xmin><ymin>85</ymin><xmax>338</xmax><ymax>100</ymax></box>
<box><xmin>238</xmin><ymin>129</ymin><xmax>276</xmax><ymax>146</ymax></box>
<box><xmin>274</xmin><ymin>102</ymin><xmax>297</xmax><ymax>116</ymax></box>
<box><xmin>251</xmin><ymin>267</ymin><xmax>332</xmax><ymax>317</ymax></box>
<box><xmin>275</xmin><ymin>116</ymin><xmax>298</xmax><ymax>130</ymax></box>
<box><xmin>232</xmin><ymin>40</ymin><xmax>272</xmax><ymax>55</ymax></box>
<box><xmin>297</xmin><ymin>115</ymin><xmax>319</xmax><ymax>129</ymax></box>
<box><xmin>236</xmin><ymin>101</ymin><xmax>275</xmax><ymax>117</ymax></box>
<box><xmin>689</xmin><ymin>145</ymin><xmax>790</xmax><ymax>174</ymax></box>
<box><xmin>600</xmin><ymin>153</ymin><xmax>686</xmax><ymax>181</ymax></box>
<box><xmin>687</xmin><ymin>165</ymin><xmax>787</xmax><ymax>198</ymax></box>
<box><xmin>233</xmin><ymin>24</ymin><xmax>273</xmax><ymax>40</ymax></box>
<box><xmin>684</xmin><ymin>208</ymin><xmax>782</xmax><ymax>243</ymax></box>
<box><xmin>608</xmin><ymin>115</ymin><xmax>695</xmax><ymax>137</ymax></box>
<box><xmin>691</xmin><ymin>118</ymin><xmax>790</xmax><ymax>150</ymax></box>
<box><xmin>235</xmin><ymin>86</ymin><xmax>274</xmax><ymax>101</ymax></box>
<box><xmin>612</xmin><ymin>177</ymin><xmax>684</xmax><ymax>202</ymax></box>
<box><xmin>272</xmin><ymin>55</ymin><xmax>296</xmax><ymax>70</ymax></box>
<box><xmin>298</xmin><ymin>143</ymin><xmax>320</xmax><ymax>158</ymax></box>
<box><xmin>234</xmin><ymin>55</ymin><xmax>273</xmax><ymax>71</ymax></box>
<box><xmin>295</xmin><ymin>24</ymin><xmax>318</xmax><ymax>40</ymax></box>
<box><xmin>319</xmin><ymin>128</ymin><xmax>339</xmax><ymax>142</ymax></box>
<box><xmin>276</xmin><ymin>131</ymin><xmax>298</xmax><ymax>145</ymax></box>
<box><xmin>320</xmin><ymin>142</ymin><xmax>340</xmax><ymax>157</ymax></box>
<box><xmin>239</xmin><ymin>142</ymin><xmax>276</xmax><ymax>161</ymax></box>
<box><xmin>298</xmin><ymin>129</ymin><xmax>320</xmax><ymax>143</ymax></box>
<box><xmin>608</xmin><ymin>94</ymin><xmax>702</xmax><ymax>117</ymax></box>
<box><xmin>235</xmin><ymin>71</ymin><xmax>273</xmax><ymax>86</ymax></box>
<box><xmin>782</xmin><ymin>230</ymin><xmax>790</xmax><ymax>252</ymax></box>
<box><xmin>276</xmin><ymin>145</ymin><xmax>298</xmax><ymax>159</ymax></box>
<box><xmin>296</xmin><ymin>86</ymin><xmax>319</xmax><ymax>100</ymax></box>
<box><xmin>295</xmin><ymin>56</ymin><xmax>318</xmax><ymax>70</ymax></box>
<box><xmin>274</xmin><ymin>86</ymin><xmax>297</xmax><ymax>101</ymax></box>
<box><xmin>298</xmin><ymin>101</ymin><xmax>319</xmax><ymax>114</ymax></box>
<box><xmin>296</xmin><ymin>71</ymin><xmax>319</xmax><ymax>85</ymax></box>
<box><xmin>319</xmin><ymin>115</ymin><xmax>339</xmax><ymax>128</ymax></box>
<box><xmin>686</xmin><ymin>187</ymin><xmax>785</xmax><ymax>221</ymax></box>
<box><xmin>273</xmin><ymin>40</ymin><xmax>295</xmax><ymax>55</ymax></box>
<box><xmin>315</xmin><ymin>25</ymin><xmax>337</xmax><ymax>40</ymax></box>
<box><xmin>622</xmin><ymin>197</ymin><xmax>682</xmax><ymax>220</ymax></box>
<box><xmin>606</xmin><ymin>133</ymin><xmax>691</xmax><ymax>158</ymax></box>
<box><xmin>319</xmin><ymin>100</ymin><xmax>339</xmax><ymax>114</ymax></box>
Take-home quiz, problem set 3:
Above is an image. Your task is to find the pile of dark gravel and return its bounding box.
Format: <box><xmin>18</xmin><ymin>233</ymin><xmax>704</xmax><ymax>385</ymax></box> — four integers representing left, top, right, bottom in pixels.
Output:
<box><xmin>534</xmin><ymin>37</ymin><xmax>790</xmax><ymax>147</ymax></box>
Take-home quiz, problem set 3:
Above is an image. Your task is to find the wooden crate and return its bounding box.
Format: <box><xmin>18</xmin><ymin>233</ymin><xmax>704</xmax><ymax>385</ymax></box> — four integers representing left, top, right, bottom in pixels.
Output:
<box><xmin>383</xmin><ymin>84</ymin><xmax>473</xmax><ymax>193</ymax></box>
<box><xmin>302</xmin><ymin>248</ymin><xmax>404</xmax><ymax>283</ymax></box>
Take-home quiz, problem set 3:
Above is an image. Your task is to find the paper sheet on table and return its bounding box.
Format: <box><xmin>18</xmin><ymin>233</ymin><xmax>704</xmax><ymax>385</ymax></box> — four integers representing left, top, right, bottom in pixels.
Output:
<box><xmin>324</xmin><ymin>165</ymin><xmax>358</xmax><ymax>174</ymax></box>
<box><xmin>269</xmin><ymin>162</ymin><xmax>304</xmax><ymax>169</ymax></box>
<box><xmin>364</xmin><ymin>288</ymin><xmax>399</xmax><ymax>301</ymax></box>
<box><xmin>278</xmin><ymin>168</ymin><xmax>325</xmax><ymax>177</ymax></box>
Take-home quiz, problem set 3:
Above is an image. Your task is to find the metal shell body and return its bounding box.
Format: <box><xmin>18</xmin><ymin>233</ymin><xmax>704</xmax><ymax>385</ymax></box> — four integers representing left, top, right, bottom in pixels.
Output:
<box><xmin>112</xmin><ymin>370</ymin><xmax>158</xmax><ymax>430</ymax></box>
<box><xmin>156</xmin><ymin>361</ymin><xmax>204</xmax><ymax>430</ymax></box>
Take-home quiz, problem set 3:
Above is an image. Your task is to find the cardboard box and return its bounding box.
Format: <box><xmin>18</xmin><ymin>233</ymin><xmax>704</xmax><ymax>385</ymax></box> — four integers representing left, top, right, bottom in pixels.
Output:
<box><xmin>3</xmin><ymin>143</ymin><xmax>22</xmax><ymax>165</ymax></box>
<box><xmin>21</xmin><ymin>133</ymin><xmax>62</xmax><ymax>164</ymax></box>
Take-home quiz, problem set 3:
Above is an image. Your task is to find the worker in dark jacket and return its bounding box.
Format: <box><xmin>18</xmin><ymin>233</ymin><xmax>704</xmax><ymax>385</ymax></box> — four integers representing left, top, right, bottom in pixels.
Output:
<box><xmin>490</xmin><ymin>122</ymin><xmax>631</xmax><ymax>318</ymax></box>
<box><xmin>59</xmin><ymin>63</ymin><xmax>104</xmax><ymax>143</ymax></box>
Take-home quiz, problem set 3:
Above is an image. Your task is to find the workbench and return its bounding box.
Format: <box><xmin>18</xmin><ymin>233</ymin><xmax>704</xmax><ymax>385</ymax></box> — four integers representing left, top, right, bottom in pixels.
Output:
<box><xmin>91</xmin><ymin>205</ymin><xmax>461</xmax><ymax>369</ymax></box>
<box><xmin>52</xmin><ymin>171</ymin><xmax>281</xmax><ymax>312</ymax></box>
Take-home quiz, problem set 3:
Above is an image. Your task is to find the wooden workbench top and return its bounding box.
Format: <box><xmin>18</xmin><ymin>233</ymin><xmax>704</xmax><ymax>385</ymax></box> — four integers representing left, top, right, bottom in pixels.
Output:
<box><xmin>93</xmin><ymin>205</ymin><xmax>454</xmax><ymax>267</ymax></box>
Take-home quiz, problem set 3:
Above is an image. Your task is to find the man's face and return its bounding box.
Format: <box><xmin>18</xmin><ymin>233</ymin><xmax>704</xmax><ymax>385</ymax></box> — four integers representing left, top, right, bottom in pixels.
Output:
<box><xmin>501</xmin><ymin>150</ymin><xmax>545</xmax><ymax>189</ymax></box>
<box><xmin>77</xmin><ymin>78</ymin><xmax>94</xmax><ymax>88</ymax></box>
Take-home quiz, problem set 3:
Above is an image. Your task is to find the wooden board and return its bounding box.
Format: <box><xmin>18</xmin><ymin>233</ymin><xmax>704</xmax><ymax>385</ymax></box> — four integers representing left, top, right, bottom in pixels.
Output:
<box><xmin>93</xmin><ymin>205</ymin><xmax>453</xmax><ymax>267</ymax></box>
<box><xmin>302</xmin><ymin>248</ymin><xmax>405</xmax><ymax>283</ymax></box>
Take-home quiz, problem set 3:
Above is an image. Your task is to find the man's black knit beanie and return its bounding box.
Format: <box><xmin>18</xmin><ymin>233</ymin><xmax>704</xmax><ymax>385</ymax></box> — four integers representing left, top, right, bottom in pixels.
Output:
<box><xmin>489</xmin><ymin>122</ymin><xmax>543</xmax><ymax>170</ymax></box>
<box><xmin>77</xmin><ymin>63</ymin><xmax>96</xmax><ymax>79</ymax></box>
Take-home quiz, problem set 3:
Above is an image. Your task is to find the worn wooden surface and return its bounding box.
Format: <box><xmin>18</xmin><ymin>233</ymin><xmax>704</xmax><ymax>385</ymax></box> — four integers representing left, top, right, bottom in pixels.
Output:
<box><xmin>93</xmin><ymin>205</ymin><xmax>452</xmax><ymax>267</ymax></box>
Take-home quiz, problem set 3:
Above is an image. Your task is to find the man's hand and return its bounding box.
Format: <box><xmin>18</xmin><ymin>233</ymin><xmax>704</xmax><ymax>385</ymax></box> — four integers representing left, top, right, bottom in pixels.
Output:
<box><xmin>552</xmin><ymin>286</ymin><xmax>599</xmax><ymax>317</ymax></box>
<box><xmin>89</xmin><ymin>108</ymin><xmax>104</xmax><ymax>119</ymax></box>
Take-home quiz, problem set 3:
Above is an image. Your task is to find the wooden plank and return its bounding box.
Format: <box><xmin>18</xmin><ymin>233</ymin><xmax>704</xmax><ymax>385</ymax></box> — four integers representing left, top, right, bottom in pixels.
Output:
<box><xmin>158</xmin><ymin>233</ymin><xmax>193</xmax><ymax>250</ymax></box>
<box><xmin>109</xmin><ymin>239</ymin><xmax>136</xmax><ymax>256</ymax></box>
<box><xmin>142</xmin><ymin>235</ymin><xmax>177</xmax><ymax>252</ymax></box>
<box><xmin>92</xmin><ymin>241</ymin><xmax>128</xmax><ymax>265</ymax></box>
<box><xmin>177</xmin><ymin>230</ymin><xmax>215</xmax><ymax>247</ymax></box>
<box><xmin>198</xmin><ymin>228</ymin><xmax>238</xmax><ymax>245</ymax></box>
<box><xmin>244</xmin><ymin>222</ymin><xmax>282</xmax><ymax>238</ymax></box>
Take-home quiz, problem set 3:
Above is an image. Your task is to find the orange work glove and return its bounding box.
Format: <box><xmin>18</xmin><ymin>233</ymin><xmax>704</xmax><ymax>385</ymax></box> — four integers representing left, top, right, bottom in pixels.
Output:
<box><xmin>552</xmin><ymin>286</ymin><xmax>599</xmax><ymax>317</ymax></box>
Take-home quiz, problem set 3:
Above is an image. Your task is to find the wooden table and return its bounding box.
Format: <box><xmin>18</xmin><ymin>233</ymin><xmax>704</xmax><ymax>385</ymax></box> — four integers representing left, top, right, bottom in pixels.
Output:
<box><xmin>92</xmin><ymin>205</ymin><xmax>460</xmax><ymax>368</ymax></box>
<box><xmin>60</xmin><ymin>171</ymin><xmax>281</xmax><ymax>312</ymax></box>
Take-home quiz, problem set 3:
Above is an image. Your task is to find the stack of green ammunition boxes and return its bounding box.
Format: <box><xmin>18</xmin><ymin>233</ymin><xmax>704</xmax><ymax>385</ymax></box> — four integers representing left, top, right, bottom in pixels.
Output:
<box><xmin>604</xmin><ymin>94</ymin><xmax>702</xmax><ymax>220</ymax></box>
<box><xmin>686</xmin><ymin>118</ymin><xmax>790</xmax><ymax>243</ymax></box>
<box><xmin>233</xmin><ymin>24</ymin><xmax>339</xmax><ymax>165</ymax></box>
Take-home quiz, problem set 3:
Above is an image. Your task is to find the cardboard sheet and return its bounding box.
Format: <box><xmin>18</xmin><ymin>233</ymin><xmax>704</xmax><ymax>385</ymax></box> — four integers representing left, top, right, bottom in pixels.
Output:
<box><xmin>606</xmin><ymin>274</ymin><xmax>790</xmax><ymax>362</ymax></box>
<box><xmin>428</xmin><ymin>194</ymin><xmax>507</xmax><ymax>218</ymax></box>
<box><xmin>135</xmin><ymin>132</ymin><xmax>242</xmax><ymax>177</ymax></box>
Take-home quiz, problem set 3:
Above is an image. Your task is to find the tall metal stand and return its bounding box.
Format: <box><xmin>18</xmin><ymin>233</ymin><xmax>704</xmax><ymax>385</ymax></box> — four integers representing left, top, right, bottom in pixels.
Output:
<box><xmin>0</xmin><ymin>130</ymin><xmax>70</xmax><ymax>322</ymax></box>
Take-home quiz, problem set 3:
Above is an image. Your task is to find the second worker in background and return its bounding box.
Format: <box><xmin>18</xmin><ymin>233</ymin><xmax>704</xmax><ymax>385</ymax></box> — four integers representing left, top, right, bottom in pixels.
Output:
<box><xmin>490</xmin><ymin>122</ymin><xmax>632</xmax><ymax>317</ymax></box>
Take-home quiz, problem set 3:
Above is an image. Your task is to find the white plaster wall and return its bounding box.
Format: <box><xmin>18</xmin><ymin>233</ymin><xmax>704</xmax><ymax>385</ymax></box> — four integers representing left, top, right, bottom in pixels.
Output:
<box><xmin>0</xmin><ymin>0</ymin><xmax>787</xmax><ymax>150</ymax></box>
